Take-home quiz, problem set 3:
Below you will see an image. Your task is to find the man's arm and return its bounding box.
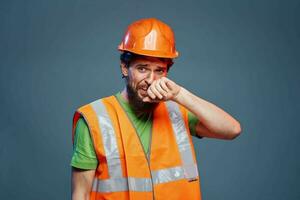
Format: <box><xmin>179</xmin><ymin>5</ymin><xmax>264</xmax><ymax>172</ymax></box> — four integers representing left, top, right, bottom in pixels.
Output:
<box><xmin>71</xmin><ymin>167</ymin><xmax>95</xmax><ymax>200</ymax></box>
<box><xmin>143</xmin><ymin>77</ymin><xmax>242</xmax><ymax>140</ymax></box>
<box><xmin>174</xmin><ymin>87</ymin><xmax>241</xmax><ymax>140</ymax></box>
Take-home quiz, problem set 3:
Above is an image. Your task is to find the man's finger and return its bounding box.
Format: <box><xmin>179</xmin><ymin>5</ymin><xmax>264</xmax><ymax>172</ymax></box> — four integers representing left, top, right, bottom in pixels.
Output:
<box><xmin>149</xmin><ymin>83</ymin><xmax>163</xmax><ymax>99</ymax></box>
<box><xmin>155</xmin><ymin>80</ymin><xmax>168</xmax><ymax>98</ymax></box>
<box><xmin>147</xmin><ymin>87</ymin><xmax>156</xmax><ymax>99</ymax></box>
<box><xmin>159</xmin><ymin>79</ymin><xmax>170</xmax><ymax>94</ymax></box>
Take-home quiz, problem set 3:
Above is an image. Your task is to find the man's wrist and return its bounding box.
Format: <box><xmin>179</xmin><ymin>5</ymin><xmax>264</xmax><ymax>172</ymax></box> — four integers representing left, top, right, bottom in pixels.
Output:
<box><xmin>173</xmin><ymin>87</ymin><xmax>188</xmax><ymax>104</ymax></box>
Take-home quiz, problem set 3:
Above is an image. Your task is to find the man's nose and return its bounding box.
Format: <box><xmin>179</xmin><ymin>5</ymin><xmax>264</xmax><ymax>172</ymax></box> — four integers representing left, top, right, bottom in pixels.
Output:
<box><xmin>145</xmin><ymin>71</ymin><xmax>156</xmax><ymax>85</ymax></box>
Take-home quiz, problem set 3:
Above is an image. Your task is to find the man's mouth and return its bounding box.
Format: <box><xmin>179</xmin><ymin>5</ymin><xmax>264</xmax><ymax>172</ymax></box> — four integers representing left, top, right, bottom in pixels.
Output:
<box><xmin>139</xmin><ymin>88</ymin><xmax>148</xmax><ymax>95</ymax></box>
<box><xmin>138</xmin><ymin>86</ymin><xmax>149</xmax><ymax>97</ymax></box>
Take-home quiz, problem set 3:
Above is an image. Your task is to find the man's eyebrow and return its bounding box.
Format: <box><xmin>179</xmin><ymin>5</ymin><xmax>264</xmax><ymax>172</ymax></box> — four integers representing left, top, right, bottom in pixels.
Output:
<box><xmin>156</xmin><ymin>66</ymin><xmax>167</xmax><ymax>70</ymax></box>
<box><xmin>136</xmin><ymin>64</ymin><xmax>148</xmax><ymax>67</ymax></box>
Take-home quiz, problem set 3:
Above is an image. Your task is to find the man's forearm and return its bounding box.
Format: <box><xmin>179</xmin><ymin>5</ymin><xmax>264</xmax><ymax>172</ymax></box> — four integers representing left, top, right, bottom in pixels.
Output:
<box><xmin>71</xmin><ymin>168</ymin><xmax>95</xmax><ymax>200</ymax></box>
<box><xmin>174</xmin><ymin>87</ymin><xmax>241</xmax><ymax>137</ymax></box>
<box><xmin>72</xmin><ymin>191</ymin><xmax>90</xmax><ymax>200</ymax></box>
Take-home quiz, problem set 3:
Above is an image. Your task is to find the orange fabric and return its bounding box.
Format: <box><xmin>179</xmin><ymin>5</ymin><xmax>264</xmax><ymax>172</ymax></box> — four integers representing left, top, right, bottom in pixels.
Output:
<box><xmin>90</xmin><ymin>191</ymin><xmax>131</xmax><ymax>200</ymax></box>
<box><xmin>107</xmin><ymin>97</ymin><xmax>152</xmax><ymax>179</ymax></box>
<box><xmin>118</xmin><ymin>18</ymin><xmax>179</xmax><ymax>58</ymax></box>
<box><xmin>151</xmin><ymin>102</ymin><xmax>182</xmax><ymax>170</ymax></box>
<box><xmin>93</xmin><ymin>191</ymin><xmax>153</xmax><ymax>200</ymax></box>
<box><xmin>154</xmin><ymin>179</ymin><xmax>200</xmax><ymax>200</ymax></box>
<box><xmin>74</xmin><ymin>105</ymin><xmax>110</xmax><ymax>179</ymax></box>
<box><xmin>73</xmin><ymin>96</ymin><xmax>201</xmax><ymax>200</ymax></box>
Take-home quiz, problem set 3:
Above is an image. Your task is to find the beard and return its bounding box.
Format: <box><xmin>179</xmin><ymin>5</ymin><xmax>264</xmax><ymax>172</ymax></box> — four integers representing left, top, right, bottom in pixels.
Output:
<box><xmin>126</xmin><ymin>82</ymin><xmax>158</xmax><ymax>115</ymax></box>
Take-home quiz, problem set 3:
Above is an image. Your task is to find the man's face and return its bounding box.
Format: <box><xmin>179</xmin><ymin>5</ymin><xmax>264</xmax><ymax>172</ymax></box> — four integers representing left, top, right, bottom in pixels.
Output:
<box><xmin>121</xmin><ymin>56</ymin><xmax>169</xmax><ymax>113</ymax></box>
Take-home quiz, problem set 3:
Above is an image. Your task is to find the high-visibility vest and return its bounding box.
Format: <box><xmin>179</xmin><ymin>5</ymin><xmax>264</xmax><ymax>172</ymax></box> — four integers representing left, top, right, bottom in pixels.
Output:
<box><xmin>72</xmin><ymin>96</ymin><xmax>202</xmax><ymax>200</ymax></box>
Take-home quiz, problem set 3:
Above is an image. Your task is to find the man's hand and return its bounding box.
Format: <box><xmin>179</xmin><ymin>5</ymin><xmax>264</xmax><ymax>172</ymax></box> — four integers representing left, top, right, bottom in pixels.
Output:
<box><xmin>143</xmin><ymin>77</ymin><xmax>182</xmax><ymax>102</ymax></box>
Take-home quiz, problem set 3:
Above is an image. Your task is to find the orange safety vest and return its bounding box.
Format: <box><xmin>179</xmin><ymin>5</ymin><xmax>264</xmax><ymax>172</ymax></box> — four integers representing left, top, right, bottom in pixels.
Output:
<box><xmin>72</xmin><ymin>96</ymin><xmax>202</xmax><ymax>200</ymax></box>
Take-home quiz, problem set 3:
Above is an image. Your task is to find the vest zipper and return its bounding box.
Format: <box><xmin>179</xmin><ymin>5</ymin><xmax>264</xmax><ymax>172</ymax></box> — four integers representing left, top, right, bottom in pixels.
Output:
<box><xmin>133</xmin><ymin>117</ymin><xmax>155</xmax><ymax>200</ymax></box>
<box><xmin>115</xmin><ymin>96</ymin><xmax>156</xmax><ymax>200</ymax></box>
<box><xmin>148</xmin><ymin>118</ymin><xmax>155</xmax><ymax>200</ymax></box>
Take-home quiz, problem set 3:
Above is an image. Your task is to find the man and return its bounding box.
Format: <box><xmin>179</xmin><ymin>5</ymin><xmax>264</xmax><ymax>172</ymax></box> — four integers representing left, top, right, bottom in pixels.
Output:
<box><xmin>71</xmin><ymin>18</ymin><xmax>241</xmax><ymax>200</ymax></box>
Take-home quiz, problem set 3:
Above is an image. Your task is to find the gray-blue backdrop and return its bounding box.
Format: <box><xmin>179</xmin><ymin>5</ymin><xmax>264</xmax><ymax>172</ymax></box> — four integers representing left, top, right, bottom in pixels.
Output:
<box><xmin>1</xmin><ymin>0</ymin><xmax>299</xmax><ymax>199</ymax></box>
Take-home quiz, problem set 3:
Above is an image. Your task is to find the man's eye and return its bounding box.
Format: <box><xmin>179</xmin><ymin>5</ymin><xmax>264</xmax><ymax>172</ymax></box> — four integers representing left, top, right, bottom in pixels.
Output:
<box><xmin>156</xmin><ymin>69</ymin><xmax>165</xmax><ymax>74</ymax></box>
<box><xmin>138</xmin><ymin>67</ymin><xmax>146</xmax><ymax>72</ymax></box>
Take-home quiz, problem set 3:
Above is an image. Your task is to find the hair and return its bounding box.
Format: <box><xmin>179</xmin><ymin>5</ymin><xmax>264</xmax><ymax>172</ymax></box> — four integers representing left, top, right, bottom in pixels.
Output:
<box><xmin>120</xmin><ymin>51</ymin><xmax>174</xmax><ymax>71</ymax></box>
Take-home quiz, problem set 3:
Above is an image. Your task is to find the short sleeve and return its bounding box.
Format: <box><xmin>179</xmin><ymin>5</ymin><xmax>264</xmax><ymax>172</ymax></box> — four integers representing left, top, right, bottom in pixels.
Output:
<box><xmin>71</xmin><ymin>117</ymin><xmax>98</xmax><ymax>169</ymax></box>
<box><xmin>188</xmin><ymin>111</ymin><xmax>203</xmax><ymax>139</ymax></box>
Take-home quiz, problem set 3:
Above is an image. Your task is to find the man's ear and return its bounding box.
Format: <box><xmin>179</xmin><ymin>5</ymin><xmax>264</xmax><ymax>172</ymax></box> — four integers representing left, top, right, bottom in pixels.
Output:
<box><xmin>120</xmin><ymin>63</ymin><xmax>128</xmax><ymax>77</ymax></box>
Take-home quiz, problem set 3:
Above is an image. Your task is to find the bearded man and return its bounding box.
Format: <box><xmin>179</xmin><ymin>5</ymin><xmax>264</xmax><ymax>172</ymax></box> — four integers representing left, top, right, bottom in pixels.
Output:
<box><xmin>71</xmin><ymin>18</ymin><xmax>241</xmax><ymax>200</ymax></box>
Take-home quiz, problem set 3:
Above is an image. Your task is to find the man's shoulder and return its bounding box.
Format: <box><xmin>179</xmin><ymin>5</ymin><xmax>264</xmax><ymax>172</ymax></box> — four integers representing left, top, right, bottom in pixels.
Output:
<box><xmin>76</xmin><ymin>95</ymin><xmax>116</xmax><ymax>110</ymax></box>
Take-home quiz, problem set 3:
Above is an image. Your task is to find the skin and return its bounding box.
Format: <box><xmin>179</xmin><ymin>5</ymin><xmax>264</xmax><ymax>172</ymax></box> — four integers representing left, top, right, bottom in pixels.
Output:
<box><xmin>72</xmin><ymin>55</ymin><xmax>242</xmax><ymax>199</ymax></box>
<box><xmin>72</xmin><ymin>168</ymin><xmax>95</xmax><ymax>200</ymax></box>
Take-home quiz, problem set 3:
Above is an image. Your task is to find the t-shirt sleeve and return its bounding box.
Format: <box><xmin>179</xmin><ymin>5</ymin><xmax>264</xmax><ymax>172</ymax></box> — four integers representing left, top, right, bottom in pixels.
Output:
<box><xmin>71</xmin><ymin>117</ymin><xmax>98</xmax><ymax>169</ymax></box>
<box><xmin>188</xmin><ymin>111</ymin><xmax>203</xmax><ymax>139</ymax></box>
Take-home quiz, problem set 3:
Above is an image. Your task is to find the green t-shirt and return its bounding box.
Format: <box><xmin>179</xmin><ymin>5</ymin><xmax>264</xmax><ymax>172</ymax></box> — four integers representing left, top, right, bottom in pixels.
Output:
<box><xmin>71</xmin><ymin>93</ymin><xmax>200</xmax><ymax>170</ymax></box>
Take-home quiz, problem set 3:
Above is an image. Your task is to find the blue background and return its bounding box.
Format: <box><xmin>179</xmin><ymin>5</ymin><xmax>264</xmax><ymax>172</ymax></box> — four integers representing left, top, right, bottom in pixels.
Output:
<box><xmin>1</xmin><ymin>0</ymin><xmax>299</xmax><ymax>199</ymax></box>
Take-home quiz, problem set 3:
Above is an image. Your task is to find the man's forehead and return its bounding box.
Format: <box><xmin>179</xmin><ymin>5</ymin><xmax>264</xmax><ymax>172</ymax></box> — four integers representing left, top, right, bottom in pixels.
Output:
<box><xmin>132</xmin><ymin>56</ymin><xmax>168</xmax><ymax>66</ymax></box>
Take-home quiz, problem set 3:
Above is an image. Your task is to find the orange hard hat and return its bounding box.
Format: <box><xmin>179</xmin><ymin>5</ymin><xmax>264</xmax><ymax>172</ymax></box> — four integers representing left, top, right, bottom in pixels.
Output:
<box><xmin>118</xmin><ymin>18</ymin><xmax>179</xmax><ymax>58</ymax></box>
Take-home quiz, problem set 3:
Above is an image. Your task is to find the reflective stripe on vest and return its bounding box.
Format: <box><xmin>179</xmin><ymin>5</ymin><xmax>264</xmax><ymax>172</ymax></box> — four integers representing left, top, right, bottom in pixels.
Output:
<box><xmin>92</xmin><ymin>176</ymin><xmax>152</xmax><ymax>192</ymax></box>
<box><xmin>92</xmin><ymin>164</ymin><xmax>198</xmax><ymax>192</ymax></box>
<box><xmin>90</xmin><ymin>99</ymin><xmax>198</xmax><ymax>193</ymax></box>
<box><xmin>90</xmin><ymin>100</ymin><xmax>123</xmax><ymax>178</ymax></box>
<box><xmin>166</xmin><ymin>101</ymin><xmax>199</xmax><ymax>181</ymax></box>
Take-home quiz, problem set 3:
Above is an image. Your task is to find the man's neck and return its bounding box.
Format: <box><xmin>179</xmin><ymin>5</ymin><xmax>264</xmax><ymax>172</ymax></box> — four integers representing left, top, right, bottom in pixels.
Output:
<box><xmin>120</xmin><ymin>87</ymin><xmax>129</xmax><ymax>102</ymax></box>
